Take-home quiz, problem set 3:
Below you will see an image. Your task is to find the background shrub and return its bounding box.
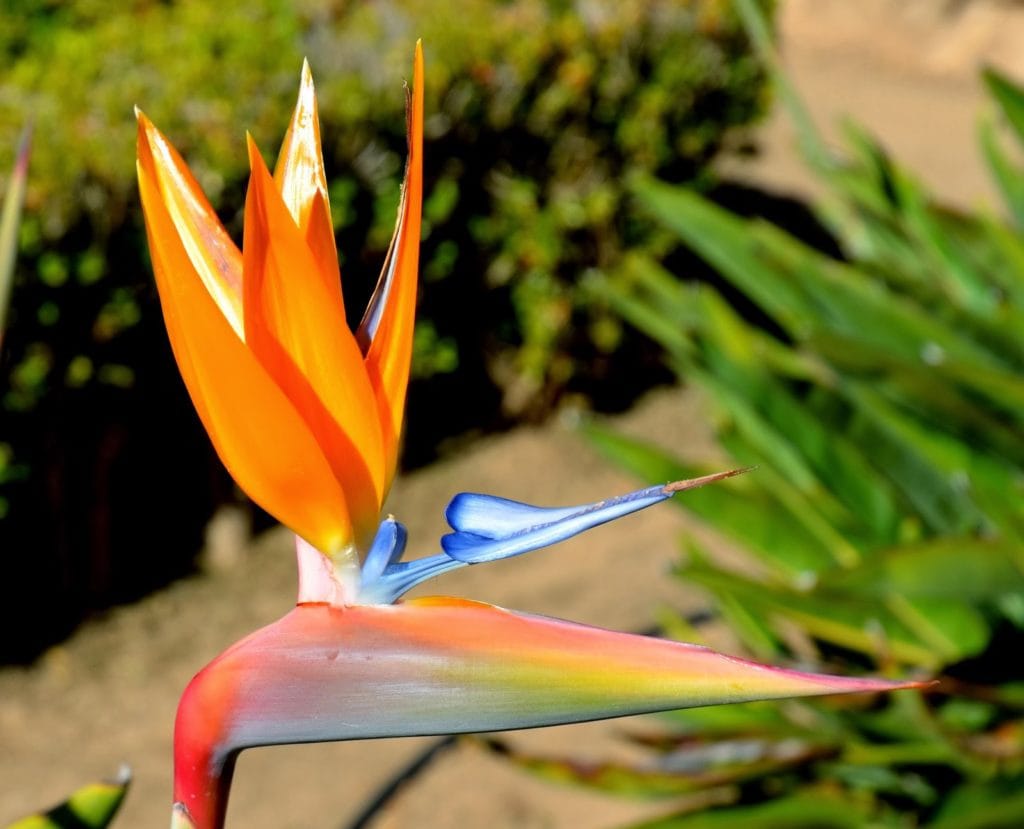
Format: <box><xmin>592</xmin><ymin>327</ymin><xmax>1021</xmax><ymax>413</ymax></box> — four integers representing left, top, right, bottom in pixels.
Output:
<box><xmin>0</xmin><ymin>0</ymin><xmax>773</xmax><ymax>660</ymax></box>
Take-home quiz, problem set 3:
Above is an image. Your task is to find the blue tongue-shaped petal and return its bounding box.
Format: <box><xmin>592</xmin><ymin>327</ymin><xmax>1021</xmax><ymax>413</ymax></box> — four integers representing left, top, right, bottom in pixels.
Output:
<box><xmin>445</xmin><ymin>494</ymin><xmax>581</xmax><ymax>537</ymax></box>
<box><xmin>360</xmin><ymin>518</ymin><xmax>408</xmax><ymax>584</ymax></box>
<box><xmin>356</xmin><ymin>468</ymin><xmax>750</xmax><ymax>605</ymax></box>
<box><xmin>441</xmin><ymin>469</ymin><xmax>749</xmax><ymax>564</ymax></box>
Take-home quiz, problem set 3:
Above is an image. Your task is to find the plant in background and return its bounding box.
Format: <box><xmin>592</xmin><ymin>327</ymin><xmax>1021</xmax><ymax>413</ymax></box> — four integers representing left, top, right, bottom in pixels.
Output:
<box><xmin>131</xmin><ymin>45</ymin><xmax>919</xmax><ymax>829</ymax></box>
<box><xmin>8</xmin><ymin>767</ymin><xmax>130</xmax><ymax>829</ymax></box>
<box><xmin>0</xmin><ymin>0</ymin><xmax>773</xmax><ymax>418</ymax></box>
<box><xmin>553</xmin><ymin>1</ymin><xmax>1024</xmax><ymax>825</ymax></box>
<box><xmin>3</xmin><ymin>126</ymin><xmax>130</xmax><ymax>829</ymax></box>
<box><xmin>0</xmin><ymin>1</ymin><xmax>776</xmax><ymax>662</ymax></box>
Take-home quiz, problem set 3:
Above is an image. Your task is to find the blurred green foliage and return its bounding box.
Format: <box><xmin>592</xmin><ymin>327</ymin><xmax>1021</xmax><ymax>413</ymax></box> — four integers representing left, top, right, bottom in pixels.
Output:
<box><xmin>557</xmin><ymin>2</ymin><xmax>1024</xmax><ymax>824</ymax></box>
<box><xmin>0</xmin><ymin>0</ymin><xmax>773</xmax><ymax>659</ymax></box>
<box><xmin>0</xmin><ymin>0</ymin><xmax>772</xmax><ymax>420</ymax></box>
<box><xmin>8</xmin><ymin>766</ymin><xmax>129</xmax><ymax>829</ymax></box>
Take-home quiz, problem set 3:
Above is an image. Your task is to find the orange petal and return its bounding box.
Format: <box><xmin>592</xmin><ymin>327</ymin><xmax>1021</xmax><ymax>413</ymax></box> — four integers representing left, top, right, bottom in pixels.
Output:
<box><xmin>136</xmin><ymin>111</ymin><xmax>244</xmax><ymax>337</ymax></box>
<box><xmin>137</xmin><ymin>145</ymin><xmax>353</xmax><ymax>555</ymax></box>
<box><xmin>244</xmin><ymin>139</ymin><xmax>385</xmax><ymax>547</ymax></box>
<box><xmin>273</xmin><ymin>60</ymin><xmax>344</xmax><ymax>313</ymax></box>
<box><xmin>302</xmin><ymin>188</ymin><xmax>343</xmax><ymax>308</ymax></box>
<box><xmin>358</xmin><ymin>41</ymin><xmax>424</xmax><ymax>490</ymax></box>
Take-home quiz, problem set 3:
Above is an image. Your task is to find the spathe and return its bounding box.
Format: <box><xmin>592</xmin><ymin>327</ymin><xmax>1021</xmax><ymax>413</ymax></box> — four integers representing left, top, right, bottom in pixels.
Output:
<box><xmin>172</xmin><ymin>599</ymin><xmax>926</xmax><ymax>828</ymax></box>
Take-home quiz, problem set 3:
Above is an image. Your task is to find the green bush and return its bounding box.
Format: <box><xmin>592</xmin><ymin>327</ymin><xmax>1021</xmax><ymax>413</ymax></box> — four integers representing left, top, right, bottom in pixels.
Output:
<box><xmin>1</xmin><ymin>0</ymin><xmax>772</xmax><ymax>418</ymax></box>
<box><xmin>0</xmin><ymin>0</ymin><xmax>773</xmax><ymax>659</ymax></box>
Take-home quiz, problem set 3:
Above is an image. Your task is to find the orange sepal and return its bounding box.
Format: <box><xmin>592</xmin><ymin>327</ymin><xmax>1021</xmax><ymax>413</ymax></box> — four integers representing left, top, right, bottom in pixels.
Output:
<box><xmin>303</xmin><ymin>189</ymin><xmax>343</xmax><ymax>311</ymax></box>
<box><xmin>361</xmin><ymin>41</ymin><xmax>424</xmax><ymax>488</ymax></box>
<box><xmin>273</xmin><ymin>60</ymin><xmax>344</xmax><ymax>312</ymax></box>
<box><xmin>137</xmin><ymin>140</ymin><xmax>353</xmax><ymax>555</ymax></box>
<box><xmin>244</xmin><ymin>139</ymin><xmax>385</xmax><ymax>546</ymax></box>
<box><xmin>136</xmin><ymin>111</ymin><xmax>244</xmax><ymax>336</ymax></box>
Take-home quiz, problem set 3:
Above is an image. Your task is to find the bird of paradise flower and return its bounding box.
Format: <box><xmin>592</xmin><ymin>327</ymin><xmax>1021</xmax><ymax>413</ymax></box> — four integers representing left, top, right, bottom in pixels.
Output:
<box><xmin>135</xmin><ymin>43</ymin><xmax>924</xmax><ymax>829</ymax></box>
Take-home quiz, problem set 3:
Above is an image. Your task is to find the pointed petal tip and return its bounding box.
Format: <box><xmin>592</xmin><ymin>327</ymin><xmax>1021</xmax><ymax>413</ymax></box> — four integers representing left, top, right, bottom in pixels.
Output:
<box><xmin>413</xmin><ymin>40</ymin><xmax>424</xmax><ymax>94</ymax></box>
<box><xmin>135</xmin><ymin>111</ymin><xmax>171</xmax><ymax>173</ymax></box>
<box><xmin>298</xmin><ymin>58</ymin><xmax>316</xmax><ymax>102</ymax></box>
<box><xmin>806</xmin><ymin>672</ymin><xmax>934</xmax><ymax>695</ymax></box>
<box><xmin>245</xmin><ymin>132</ymin><xmax>262</xmax><ymax>169</ymax></box>
<box><xmin>135</xmin><ymin>112</ymin><xmax>161</xmax><ymax>179</ymax></box>
<box><xmin>135</xmin><ymin>109</ymin><xmax>156</xmax><ymax>143</ymax></box>
<box><xmin>10</xmin><ymin>121</ymin><xmax>32</xmax><ymax>179</ymax></box>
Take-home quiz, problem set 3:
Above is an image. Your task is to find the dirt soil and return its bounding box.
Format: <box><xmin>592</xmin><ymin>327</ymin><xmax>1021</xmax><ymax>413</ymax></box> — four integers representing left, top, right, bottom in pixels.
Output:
<box><xmin>3</xmin><ymin>1</ymin><xmax>1022</xmax><ymax>827</ymax></box>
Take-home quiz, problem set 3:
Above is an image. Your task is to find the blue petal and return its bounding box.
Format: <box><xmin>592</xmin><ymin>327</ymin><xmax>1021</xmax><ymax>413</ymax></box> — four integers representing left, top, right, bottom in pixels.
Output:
<box><xmin>357</xmin><ymin>553</ymin><xmax>462</xmax><ymax>606</ymax></box>
<box><xmin>441</xmin><ymin>484</ymin><xmax>674</xmax><ymax>564</ymax></box>
<box><xmin>360</xmin><ymin>518</ymin><xmax>408</xmax><ymax>585</ymax></box>
<box><xmin>441</xmin><ymin>470</ymin><xmax>750</xmax><ymax>564</ymax></box>
<box><xmin>445</xmin><ymin>492</ymin><xmax>580</xmax><ymax>538</ymax></box>
<box><xmin>356</xmin><ymin>468</ymin><xmax>749</xmax><ymax>605</ymax></box>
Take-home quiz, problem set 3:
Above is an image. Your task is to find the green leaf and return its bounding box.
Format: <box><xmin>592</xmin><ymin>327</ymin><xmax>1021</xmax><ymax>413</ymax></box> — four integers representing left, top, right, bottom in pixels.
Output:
<box><xmin>927</xmin><ymin>780</ymin><xmax>1024</xmax><ymax>829</ymax></box>
<box><xmin>477</xmin><ymin>734</ymin><xmax>834</xmax><ymax>799</ymax></box>
<box><xmin>8</xmin><ymin>766</ymin><xmax>130</xmax><ymax>829</ymax></box>
<box><xmin>683</xmin><ymin>564</ymin><xmax>948</xmax><ymax>668</ymax></box>
<box><xmin>583</xmin><ymin>423</ymin><xmax>840</xmax><ymax>577</ymax></box>
<box><xmin>628</xmin><ymin>789</ymin><xmax>878</xmax><ymax>829</ymax></box>
<box><xmin>824</xmin><ymin>538</ymin><xmax>1024</xmax><ymax>603</ymax></box>
<box><xmin>698</xmin><ymin>366</ymin><xmax>900</xmax><ymax>549</ymax></box>
<box><xmin>714</xmin><ymin>590</ymin><xmax>783</xmax><ymax>660</ymax></box>
<box><xmin>823</xmin><ymin>762</ymin><xmax>936</xmax><ymax>805</ymax></box>
<box><xmin>841</xmin><ymin>382</ymin><xmax>990</xmax><ymax>535</ymax></box>
<box><xmin>884</xmin><ymin>596</ymin><xmax>989</xmax><ymax>663</ymax></box>
<box><xmin>980</xmin><ymin>118</ymin><xmax>1024</xmax><ymax>227</ymax></box>
<box><xmin>659</xmin><ymin>700</ymin><xmax>818</xmax><ymax>740</ymax></box>
<box><xmin>983</xmin><ymin>67</ymin><xmax>1024</xmax><ymax>149</ymax></box>
<box><xmin>978</xmin><ymin>213</ymin><xmax>1024</xmax><ymax>304</ymax></box>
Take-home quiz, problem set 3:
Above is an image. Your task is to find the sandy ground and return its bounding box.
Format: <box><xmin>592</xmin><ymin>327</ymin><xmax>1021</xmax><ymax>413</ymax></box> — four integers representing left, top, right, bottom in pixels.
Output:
<box><xmin>723</xmin><ymin>0</ymin><xmax>1024</xmax><ymax>210</ymax></box>
<box><xmin>3</xmin><ymin>1</ymin><xmax>1023</xmax><ymax>826</ymax></box>
<box><xmin>1</xmin><ymin>388</ymin><xmax>724</xmax><ymax>828</ymax></box>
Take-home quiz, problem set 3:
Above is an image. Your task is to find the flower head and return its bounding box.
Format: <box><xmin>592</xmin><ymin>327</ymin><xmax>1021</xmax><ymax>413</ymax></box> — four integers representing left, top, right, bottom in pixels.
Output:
<box><xmin>137</xmin><ymin>47</ymin><xmax>423</xmax><ymax>593</ymax></box>
<box><xmin>139</xmin><ymin>46</ymin><xmax>926</xmax><ymax>829</ymax></box>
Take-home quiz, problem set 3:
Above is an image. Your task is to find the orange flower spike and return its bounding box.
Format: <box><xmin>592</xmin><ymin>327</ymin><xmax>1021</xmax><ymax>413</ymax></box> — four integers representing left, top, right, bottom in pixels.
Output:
<box><xmin>136</xmin><ymin>112</ymin><xmax>244</xmax><ymax>336</ymax></box>
<box><xmin>137</xmin><ymin>124</ymin><xmax>353</xmax><ymax>555</ymax></box>
<box><xmin>273</xmin><ymin>60</ymin><xmax>343</xmax><ymax>311</ymax></box>
<box><xmin>243</xmin><ymin>140</ymin><xmax>386</xmax><ymax>548</ymax></box>
<box><xmin>360</xmin><ymin>41</ymin><xmax>424</xmax><ymax>489</ymax></box>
